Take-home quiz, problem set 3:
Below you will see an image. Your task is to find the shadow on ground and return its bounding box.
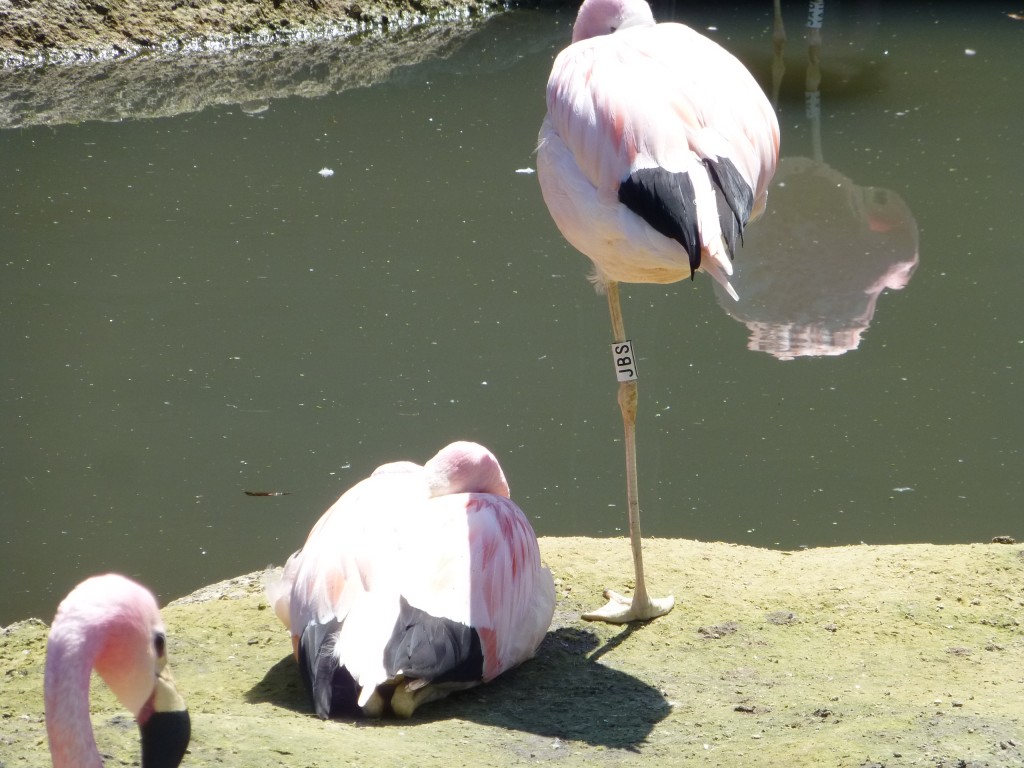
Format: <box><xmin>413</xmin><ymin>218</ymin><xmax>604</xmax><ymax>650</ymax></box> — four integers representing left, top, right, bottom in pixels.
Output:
<box><xmin>246</xmin><ymin>625</ymin><xmax>670</xmax><ymax>751</ymax></box>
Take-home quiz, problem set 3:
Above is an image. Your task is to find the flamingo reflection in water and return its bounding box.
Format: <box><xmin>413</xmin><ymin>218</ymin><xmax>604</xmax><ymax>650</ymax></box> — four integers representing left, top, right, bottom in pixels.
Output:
<box><xmin>715</xmin><ymin>0</ymin><xmax>920</xmax><ymax>359</ymax></box>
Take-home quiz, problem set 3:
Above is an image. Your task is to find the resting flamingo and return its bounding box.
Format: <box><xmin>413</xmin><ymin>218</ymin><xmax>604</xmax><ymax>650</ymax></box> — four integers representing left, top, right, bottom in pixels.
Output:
<box><xmin>266</xmin><ymin>441</ymin><xmax>555</xmax><ymax>718</ymax></box>
<box><xmin>537</xmin><ymin>0</ymin><xmax>780</xmax><ymax>622</ymax></box>
<box><xmin>44</xmin><ymin>573</ymin><xmax>190</xmax><ymax>768</ymax></box>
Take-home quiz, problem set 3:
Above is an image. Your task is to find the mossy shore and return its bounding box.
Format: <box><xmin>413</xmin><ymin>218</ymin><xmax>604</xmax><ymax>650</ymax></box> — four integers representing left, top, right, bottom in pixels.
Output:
<box><xmin>2</xmin><ymin>537</ymin><xmax>1022</xmax><ymax>767</ymax></box>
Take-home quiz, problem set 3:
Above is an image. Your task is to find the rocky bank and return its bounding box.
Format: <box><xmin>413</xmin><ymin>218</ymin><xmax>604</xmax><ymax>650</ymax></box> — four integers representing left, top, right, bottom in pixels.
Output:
<box><xmin>0</xmin><ymin>0</ymin><xmax>502</xmax><ymax>67</ymax></box>
<box><xmin>0</xmin><ymin>0</ymin><xmax>514</xmax><ymax>129</ymax></box>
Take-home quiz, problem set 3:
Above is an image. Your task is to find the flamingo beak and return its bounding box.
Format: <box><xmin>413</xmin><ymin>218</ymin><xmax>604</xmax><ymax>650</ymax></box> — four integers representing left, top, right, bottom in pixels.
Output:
<box><xmin>138</xmin><ymin>668</ymin><xmax>190</xmax><ymax>768</ymax></box>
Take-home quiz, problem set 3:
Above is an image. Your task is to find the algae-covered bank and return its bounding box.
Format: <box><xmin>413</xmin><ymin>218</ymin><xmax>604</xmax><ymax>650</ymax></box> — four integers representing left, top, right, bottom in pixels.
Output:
<box><xmin>2</xmin><ymin>538</ymin><xmax>1023</xmax><ymax>767</ymax></box>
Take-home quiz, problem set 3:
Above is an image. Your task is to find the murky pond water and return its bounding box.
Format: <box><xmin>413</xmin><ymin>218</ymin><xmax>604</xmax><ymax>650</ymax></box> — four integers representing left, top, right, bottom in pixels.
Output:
<box><xmin>2</xmin><ymin>2</ymin><xmax>1021</xmax><ymax>623</ymax></box>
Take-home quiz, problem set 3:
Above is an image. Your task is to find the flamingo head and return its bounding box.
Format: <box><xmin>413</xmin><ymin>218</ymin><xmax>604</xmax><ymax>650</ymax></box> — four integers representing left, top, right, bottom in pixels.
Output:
<box><xmin>423</xmin><ymin>441</ymin><xmax>511</xmax><ymax>498</ymax></box>
<box><xmin>45</xmin><ymin>574</ymin><xmax>190</xmax><ymax>768</ymax></box>
<box><xmin>572</xmin><ymin>0</ymin><xmax>655</xmax><ymax>43</ymax></box>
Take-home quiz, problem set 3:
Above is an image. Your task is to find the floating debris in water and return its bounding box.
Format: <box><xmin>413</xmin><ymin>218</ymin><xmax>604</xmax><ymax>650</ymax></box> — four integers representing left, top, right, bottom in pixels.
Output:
<box><xmin>244</xmin><ymin>490</ymin><xmax>291</xmax><ymax>497</ymax></box>
<box><xmin>318</xmin><ymin>167</ymin><xmax>335</xmax><ymax>177</ymax></box>
<box><xmin>241</xmin><ymin>100</ymin><xmax>270</xmax><ymax>116</ymax></box>
<box><xmin>515</xmin><ymin>167</ymin><xmax>535</xmax><ymax>175</ymax></box>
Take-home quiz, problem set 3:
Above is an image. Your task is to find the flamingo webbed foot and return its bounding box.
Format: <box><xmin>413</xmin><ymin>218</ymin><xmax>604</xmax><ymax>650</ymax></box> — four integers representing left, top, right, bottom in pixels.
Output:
<box><xmin>581</xmin><ymin>589</ymin><xmax>674</xmax><ymax>624</ymax></box>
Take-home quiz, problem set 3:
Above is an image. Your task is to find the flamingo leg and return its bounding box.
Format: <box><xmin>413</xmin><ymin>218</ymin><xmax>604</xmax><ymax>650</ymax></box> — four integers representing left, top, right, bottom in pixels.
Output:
<box><xmin>771</xmin><ymin>0</ymin><xmax>786</xmax><ymax>107</ymax></box>
<box><xmin>582</xmin><ymin>281</ymin><xmax>675</xmax><ymax>623</ymax></box>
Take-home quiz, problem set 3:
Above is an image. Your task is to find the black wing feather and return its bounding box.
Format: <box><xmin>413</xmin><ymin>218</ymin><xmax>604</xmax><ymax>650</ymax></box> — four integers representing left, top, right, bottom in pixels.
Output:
<box><xmin>703</xmin><ymin>156</ymin><xmax>754</xmax><ymax>257</ymax></box>
<box><xmin>618</xmin><ymin>158</ymin><xmax>756</xmax><ymax>277</ymax></box>
<box><xmin>298</xmin><ymin>618</ymin><xmax>361</xmax><ymax>719</ymax></box>
<box><xmin>618</xmin><ymin>167</ymin><xmax>702</xmax><ymax>277</ymax></box>
<box><xmin>382</xmin><ymin>596</ymin><xmax>484</xmax><ymax>685</ymax></box>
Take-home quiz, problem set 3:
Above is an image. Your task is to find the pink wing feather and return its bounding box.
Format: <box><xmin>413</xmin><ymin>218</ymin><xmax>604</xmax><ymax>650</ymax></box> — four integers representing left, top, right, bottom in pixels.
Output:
<box><xmin>399</xmin><ymin>493</ymin><xmax>555</xmax><ymax>682</ymax></box>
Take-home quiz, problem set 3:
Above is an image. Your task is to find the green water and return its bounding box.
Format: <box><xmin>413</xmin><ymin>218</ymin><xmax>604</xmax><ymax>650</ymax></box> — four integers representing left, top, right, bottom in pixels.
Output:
<box><xmin>1</xmin><ymin>2</ymin><xmax>1021</xmax><ymax>623</ymax></box>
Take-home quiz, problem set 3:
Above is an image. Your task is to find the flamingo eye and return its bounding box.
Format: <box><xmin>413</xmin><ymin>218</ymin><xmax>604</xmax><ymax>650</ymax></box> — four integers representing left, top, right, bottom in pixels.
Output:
<box><xmin>153</xmin><ymin>631</ymin><xmax>166</xmax><ymax>658</ymax></box>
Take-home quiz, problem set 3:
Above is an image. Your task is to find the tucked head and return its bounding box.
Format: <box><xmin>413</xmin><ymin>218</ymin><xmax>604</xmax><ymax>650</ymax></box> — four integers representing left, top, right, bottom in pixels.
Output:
<box><xmin>572</xmin><ymin>0</ymin><xmax>655</xmax><ymax>43</ymax></box>
<box><xmin>423</xmin><ymin>441</ymin><xmax>511</xmax><ymax>498</ymax></box>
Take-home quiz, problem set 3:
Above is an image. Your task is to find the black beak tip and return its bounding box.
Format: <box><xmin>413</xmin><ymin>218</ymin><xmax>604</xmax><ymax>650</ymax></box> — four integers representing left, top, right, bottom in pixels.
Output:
<box><xmin>139</xmin><ymin>709</ymin><xmax>191</xmax><ymax>768</ymax></box>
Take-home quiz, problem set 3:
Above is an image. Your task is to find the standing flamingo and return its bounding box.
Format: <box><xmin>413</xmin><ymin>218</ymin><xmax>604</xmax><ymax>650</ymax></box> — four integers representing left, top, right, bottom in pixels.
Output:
<box><xmin>266</xmin><ymin>441</ymin><xmax>555</xmax><ymax>718</ymax></box>
<box><xmin>537</xmin><ymin>0</ymin><xmax>780</xmax><ymax>623</ymax></box>
<box><xmin>44</xmin><ymin>574</ymin><xmax>191</xmax><ymax>768</ymax></box>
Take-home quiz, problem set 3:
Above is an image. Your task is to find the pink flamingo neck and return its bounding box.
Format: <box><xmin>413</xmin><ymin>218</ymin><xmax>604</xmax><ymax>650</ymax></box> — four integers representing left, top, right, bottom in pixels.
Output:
<box><xmin>45</xmin><ymin>627</ymin><xmax>106</xmax><ymax>768</ymax></box>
